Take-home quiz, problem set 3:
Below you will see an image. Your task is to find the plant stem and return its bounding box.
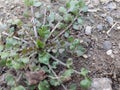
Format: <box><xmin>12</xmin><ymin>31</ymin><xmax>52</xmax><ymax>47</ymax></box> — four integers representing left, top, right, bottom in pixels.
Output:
<box><xmin>52</xmin><ymin>15</ymin><xmax>78</xmax><ymax>42</ymax></box>
<box><xmin>31</xmin><ymin>6</ymin><xmax>38</xmax><ymax>39</ymax></box>
<box><xmin>48</xmin><ymin>64</ymin><xmax>68</xmax><ymax>90</ymax></box>
<box><xmin>49</xmin><ymin>54</ymin><xmax>81</xmax><ymax>75</ymax></box>
<box><xmin>1</xmin><ymin>31</ymin><xmax>28</xmax><ymax>44</ymax></box>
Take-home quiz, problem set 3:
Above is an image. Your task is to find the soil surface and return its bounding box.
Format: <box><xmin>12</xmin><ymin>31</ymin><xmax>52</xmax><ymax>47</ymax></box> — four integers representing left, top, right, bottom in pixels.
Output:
<box><xmin>0</xmin><ymin>0</ymin><xmax>120</xmax><ymax>90</ymax></box>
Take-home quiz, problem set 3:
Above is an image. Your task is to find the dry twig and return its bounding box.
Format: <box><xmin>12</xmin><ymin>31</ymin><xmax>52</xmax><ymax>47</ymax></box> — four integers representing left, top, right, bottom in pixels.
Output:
<box><xmin>31</xmin><ymin>6</ymin><xmax>38</xmax><ymax>39</ymax></box>
<box><xmin>51</xmin><ymin>16</ymin><xmax>78</xmax><ymax>42</ymax></box>
<box><xmin>48</xmin><ymin>64</ymin><xmax>68</xmax><ymax>90</ymax></box>
<box><xmin>1</xmin><ymin>31</ymin><xmax>28</xmax><ymax>44</ymax></box>
<box><xmin>107</xmin><ymin>22</ymin><xmax>118</xmax><ymax>35</ymax></box>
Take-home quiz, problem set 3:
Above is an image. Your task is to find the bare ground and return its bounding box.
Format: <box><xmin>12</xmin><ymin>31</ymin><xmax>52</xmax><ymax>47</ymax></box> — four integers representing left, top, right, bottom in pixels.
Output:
<box><xmin>0</xmin><ymin>0</ymin><xmax>120</xmax><ymax>90</ymax></box>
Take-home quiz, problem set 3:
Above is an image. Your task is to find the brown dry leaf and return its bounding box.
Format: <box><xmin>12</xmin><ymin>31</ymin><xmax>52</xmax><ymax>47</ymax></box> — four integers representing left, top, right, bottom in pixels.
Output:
<box><xmin>25</xmin><ymin>70</ymin><xmax>46</xmax><ymax>85</ymax></box>
<box><xmin>62</xmin><ymin>76</ymin><xmax>72</xmax><ymax>83</ymax></box>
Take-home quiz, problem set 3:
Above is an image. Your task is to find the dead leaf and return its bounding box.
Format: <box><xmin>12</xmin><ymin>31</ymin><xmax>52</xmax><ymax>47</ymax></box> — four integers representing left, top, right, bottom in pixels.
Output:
<box><xmin>25</xmin><ymin>70</ymin><xmax>46</xmax><ymax>85</ymax></box>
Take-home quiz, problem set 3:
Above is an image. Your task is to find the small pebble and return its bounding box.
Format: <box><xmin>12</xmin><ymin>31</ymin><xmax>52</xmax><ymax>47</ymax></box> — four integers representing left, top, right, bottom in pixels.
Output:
<box><xmin>103</xmin><ymin>41</ymin><xmax>112</xmax><ymax>50</ymax></box>
<box><xmin>106</xmin><ymin>16</ymin><xmax>114</xmax><ymax>25</ymax></box>
<box><xmin>97</xmin><ymin>23</ymin><xmax>103</xmax><ymax>31</ymax></box>
<box><xmin>106</xmin><ymin>50</ymin><xmax>114</xmax><ymax>58</ymax></box>
<box><xmin>106</xmin><ymin>2</ymin><xmax>117</xmax><ymax>10</ymax></box>
<box><xmin>106</xmin><ymin>49</ymin><xmax>112</xmax><ymax>55</ymax></box>
<box><xmin>117</xmin><ymin>26</ymin><xmax>120</xmax><ymax>30</ymax></box>
<box><xmin>90</xmin><ymin>78</ymin><xmax>112</xmax><ymax>90</ymax></box>
<box><xmin>82</xmin><ymin>54</ymin><xmax>88</xmax><ymax>59</ymax></box>
<box><xmin>85</xmin><ymin>26</ymin><xmax>92</xmax><ymax>35</ymax></box>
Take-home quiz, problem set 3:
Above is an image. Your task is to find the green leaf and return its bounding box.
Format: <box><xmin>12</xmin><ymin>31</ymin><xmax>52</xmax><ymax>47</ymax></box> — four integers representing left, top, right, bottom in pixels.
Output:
<box><xmin>0</xmin><ymin>45</ymin><xmax>4</xmax><ymax>51</ymax></box>
<box><xmin>24</xmin><ymin>0</ymin><xmax>34</xmax><ymax>6</ymax></box>
<box><xmin>80</xmin><ymin>78</ymin><xmax>91</xmax><ymax>89</ymax></box>
<box><xmin>55</xmin><ymin>14</ymin><xmax>63</xmax><ymax>21</ymax></box>
<box><xmin>63</xmin><ymin>14</ymin><xmax>73</xmax><ymax>23</ymax></box>
<box><xmin>66</xmin><ymin>58</ymin><xmax>73</xmax><ymax>68</ymax></box>
<box><xmin>81</xmin><ymin>5</ymin><xmax>88</xmax><ymax>12</ymax></box>
<box><xmin>70</xmin><ymin>39</ymin><xmax>80</xmax><ymax>50</ymax></box>
<box><xmin>77</xmin><ymin>17</ymin><xmax>83</xmax><ymax>24</ymax></box>
<box><xmin>5</xmin><ymin>74</ymin><xmax>15</xmax><ymax>86</ymax></box>
<box><xmin>68</xmin><ymin>36</ymin><xmax>74</xmax><ymax>42</ymax></box>
<box><xmin>64</xmin><ymin>32</ymin><xmax>69</xmax><ymax>38</ymax></box>
<box><xmin>20</xmin><ymin>57</ymin><xmax>29</xmax><ymax>64</ymax></box>
<box><xmin>38</xmin><ymin>26</ymin><xmax>50</xmax><ymax>40</ymax></box>
<box><xmin>11</xmin><ymin>60</ymin><xmax>22</xmax><ymax>69</ymax></box>
<box><xmin>0</xmin><ymin>59</ymin><xmax>7</xmax><ymax>66</ymax></box>
<box><xmin>50</xmin><ymin>79</ymin><xmax>61</xmax><ymax>86</ymax></box>
<box><xmin>67</xmin><ymin>0</ymin><xmax>79</xmax><ymax>15</ymax></box>
<box><xmin>78</xmin><ymin>0</ymin><xmax>85</xmax><ymax>8</ymax></box>
<box><xmin>62</xmin><ymin>69</ymin><xmax>74</xmax><ymax>77</ymax></box>
<box><xmin>73</xmin><ymin>24</ymin><xmax>79</xmax><ymax>30</ymax></box>
<box><xmin>59</xmin><ymin>7</ymin><xmax>67</xmax><ymax>15</ymax></box>
<box><xmin>69</xmin><ymin>83</ymin><xmax>77</xmax><ymax>90</ymax></box>
<box><xmin>75</xmin><ymin>45</ymin><xmax>85</xmax><ymax>56</ymax></box>
<box><xmin>57</xmin><ymin>23</ymin><xmax>66</xmax><ymax>29</ymax></box>
<box><xmin>47</xmin><ymin>12</ymin><xmax>55</xmax><ymax>23</ymax></box>
<box><xmin>6</xmin><ymin>38</ymin><xmax>18</xmax><ymax>48</ymax></box>
<box><xmin>36</xmin><ymin>40</ymin><xmax>45</xmax><ymax>49</ymax></box>
<box><xmin>11</xmin><ymin>86</ymin><xmax>26</xmax><ymax>90</ymax></box>
<box><xmin>39</xmin><ymin>52</ymin><xmax>50</xmax><ymax>65</ymax></box>
<box><xmin>0</xmin><ymin>52</ymin><xmax>9</xmax><ymax>59</ymax></box>
<box><xmin>51</xmin><ymin>61</ymin><xmax>59</xmax><ymax>69</ymax></box>
<box><xmin>33</xmin><ymin>2</ymin><xmax>42</xmax><ymax>7</ymax></box>
<box><xmin>12</xmin><ymin>19</ymin><xmax>23</xmax><ymax>27</ymax></box>
<box><xmin>80</xmin><ymin>68</ymin><xmax>89</xmax><ymax>77</ymax></box>
<box><xmin>38</xmin><ymin>80</ymin><xmax>50</xmax><ymax>90</ymax></box>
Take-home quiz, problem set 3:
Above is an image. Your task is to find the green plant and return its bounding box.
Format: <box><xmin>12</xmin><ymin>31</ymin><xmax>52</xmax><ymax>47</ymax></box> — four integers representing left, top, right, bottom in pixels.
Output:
<box><xmin>0</xmin><ymin>0</ymin><xmax>91</xmax><ymax>90</ymax></box>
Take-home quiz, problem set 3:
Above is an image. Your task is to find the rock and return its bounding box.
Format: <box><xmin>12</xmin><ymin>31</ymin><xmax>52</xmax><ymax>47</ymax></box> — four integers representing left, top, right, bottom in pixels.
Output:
<box><xmin>90</xmin><ymin>78</ymin><xmax>112</xmax><ymax>90</ymax></box>
<box><xmin>97</xmin><ymin>23</ymin><xmax>103</xmax><ymax>31</ymax></box>
<box><xmin>106</xmin><ymin>49</ymin><xmax>112</xmax><ymax>55</ymax></box>
<box><xmin>106</xmin><ymin>49</ymin><xmax>114</xmax><ymax>58</ymax></box>
<box><xmin>103</xmin><ymin>41</ymin><xmax>112</xmax><ymax>50</ymax></box>
<box><xmin>106</xmin><ymin>16</ymin><xmax>114</xmax><ymax>25</ymax></box>
<box><xmin>82</xmin><ymin>54</ymin><xmax>88</xmax><ymax>59</ymax></box>
<box><xmin>117</xmin><ymin>26</ymin><xmax>120</xmax><ymax>30</ymax></box>
<box><xmin>106</xmin><ymin>2</ymin><xmax>117</xmax><ymax>10</ymax></box>
<box><xmin>85</xmin><ymin>26</ymin><xmax>92</xmax><ymax>35</ymax></box>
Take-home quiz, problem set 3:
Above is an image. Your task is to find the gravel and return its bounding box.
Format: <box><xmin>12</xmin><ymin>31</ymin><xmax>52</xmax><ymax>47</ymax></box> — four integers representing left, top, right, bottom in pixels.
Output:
<box><xmin>97</xmin><ymin>23</ymin><xmax>103</xmax><ymax>31</ymax></box>
<box><xmin>106</xmin><ymin>16</ymin><xmax>114</xmax><ymax>25</ymax></box>
<box><xmin>103</xmin><ymin>41</ymin><xmax>112</xmax><ymax>50</ymax></box>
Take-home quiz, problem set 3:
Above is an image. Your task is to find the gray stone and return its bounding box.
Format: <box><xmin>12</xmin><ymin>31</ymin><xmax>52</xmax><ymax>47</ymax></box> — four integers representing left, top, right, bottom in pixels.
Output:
<box><xmin>85</xmin><ymin>26</ymin><xmax>92</xmax><ymax>35</ymax></box>
<box><xmin>106</xmin><ymin>16</ymin><xmax>114</xmax><ymax>25</ymax></box>
<box><xmin>90</xmin><ymin>78</ymin><xmax>112</xmax><ymax>90</ymax></box>
<box><xmin>97</xmin><ymin>23</ymin><xmax>103</xmax><ymax>31</ymax></box>
<box><xmin>106</xmin><ymin>2</ymin><xmax>117</xmax><ymax>10</ymax></box>
<box><xmin>103</xmin><ymin>41</ymin><xmax>112</xmax><ymax>50</ymax></box>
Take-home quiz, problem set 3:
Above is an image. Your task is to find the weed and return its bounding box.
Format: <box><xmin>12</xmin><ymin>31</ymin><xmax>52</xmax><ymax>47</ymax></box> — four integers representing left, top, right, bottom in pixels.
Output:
<box><xmin>0</xmin><ymin>0</ymin><xmax>91</xmax><ymax>90</ymax></box>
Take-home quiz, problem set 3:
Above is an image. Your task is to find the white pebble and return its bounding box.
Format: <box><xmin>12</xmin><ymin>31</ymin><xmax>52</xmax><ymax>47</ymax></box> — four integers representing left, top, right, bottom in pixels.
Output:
<box><xmin>85</xmin><ymin>26</ymin><xmax>92</xmax><ymax>35</ymax></box>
